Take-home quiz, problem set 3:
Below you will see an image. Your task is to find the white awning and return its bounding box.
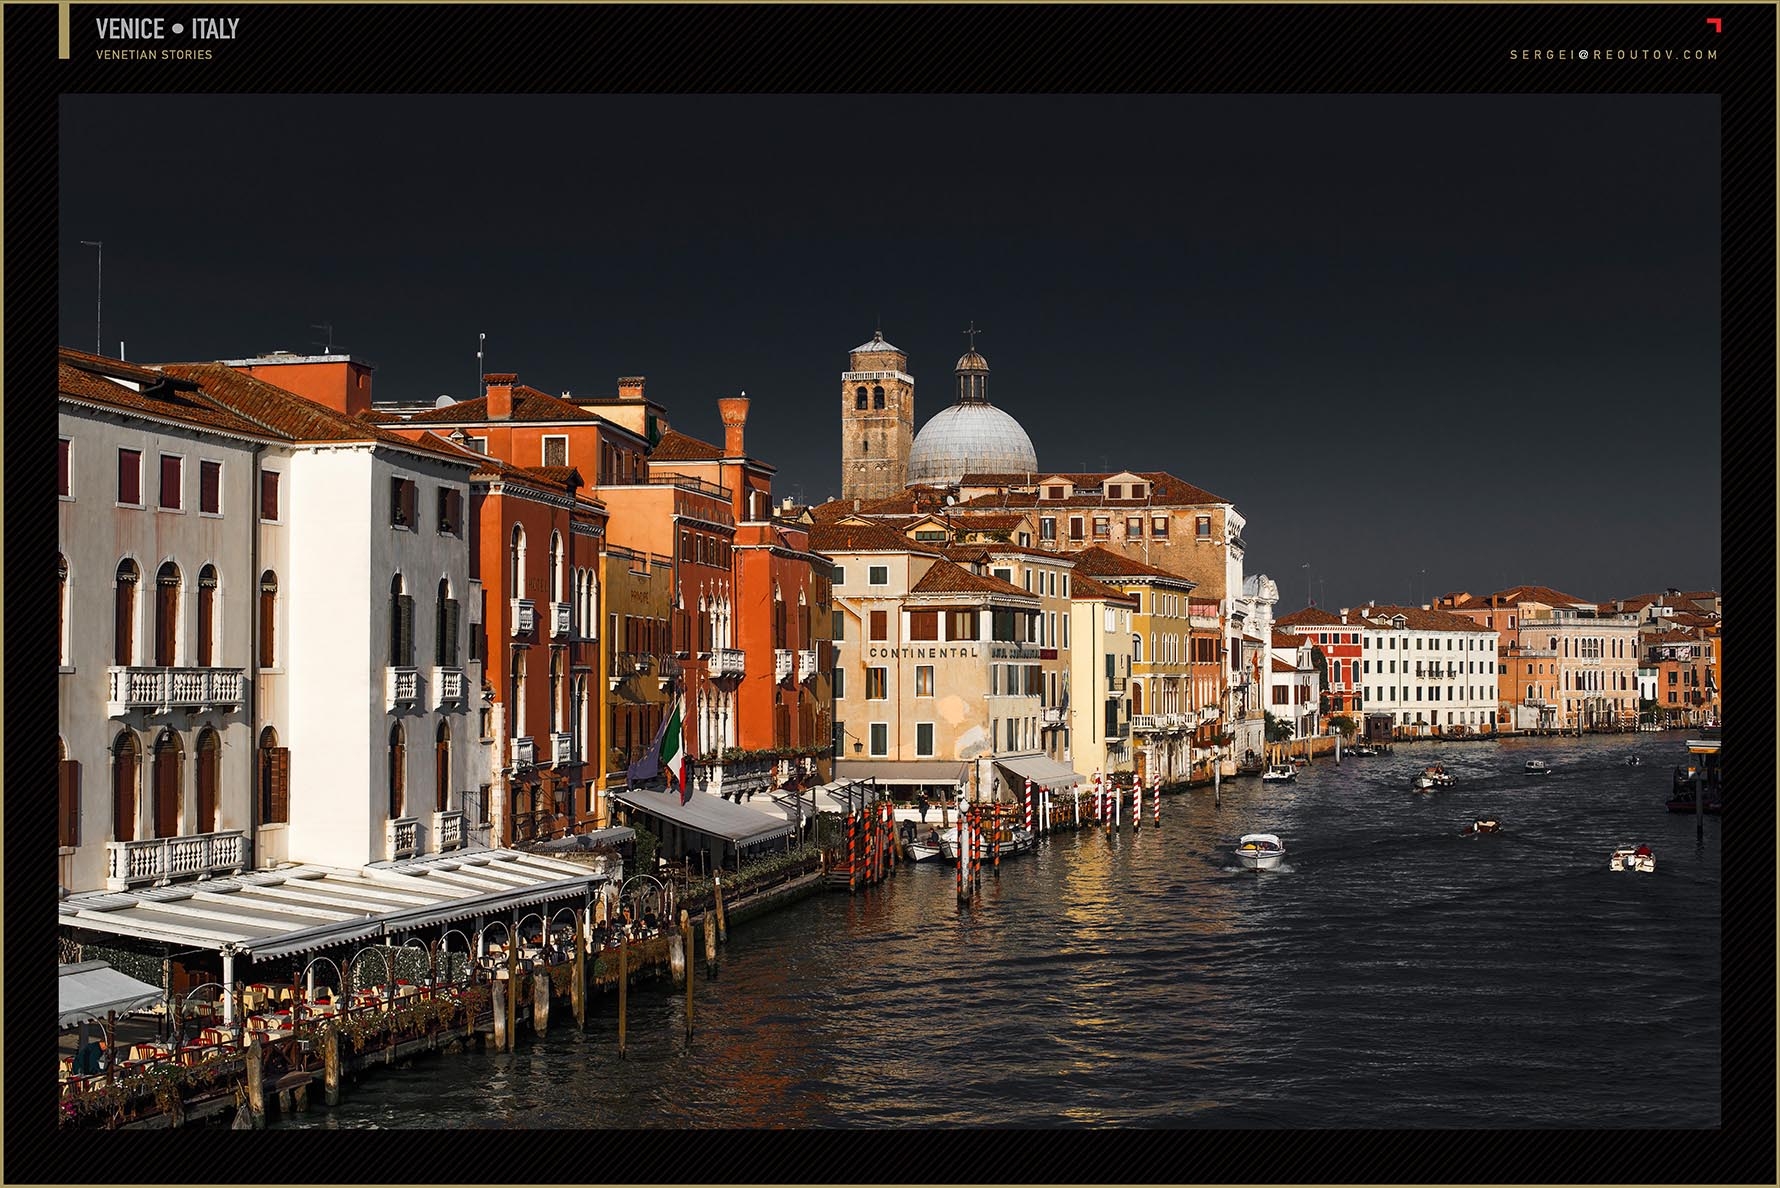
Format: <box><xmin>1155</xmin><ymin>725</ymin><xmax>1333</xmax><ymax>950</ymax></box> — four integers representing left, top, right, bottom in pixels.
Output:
<box><xmin>993</xmin><ymin>755</ymin><xmax>1085</xmax><ymax>790</ymax></box>
<box><xmin>59</xmin><ymin>960</ymin><xmax>164</xmax><ymax>1029</ymax></box>
<box><xmin>58</xmin><ymin>848</ymin><xmax>607</xmax><ymax>963</ymax></box>
<box><xmin>612</xmin><ymin>787</ymin><xmax>793</xmax><ymax>849</ymax></box>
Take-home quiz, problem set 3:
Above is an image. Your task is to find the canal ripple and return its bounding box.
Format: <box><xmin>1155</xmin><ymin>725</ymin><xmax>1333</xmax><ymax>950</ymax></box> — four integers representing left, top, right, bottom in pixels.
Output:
<box><xmin>278</xmin><ymin>731</ymin><xmax>1720</xmax><ymax>1129</ymax></box>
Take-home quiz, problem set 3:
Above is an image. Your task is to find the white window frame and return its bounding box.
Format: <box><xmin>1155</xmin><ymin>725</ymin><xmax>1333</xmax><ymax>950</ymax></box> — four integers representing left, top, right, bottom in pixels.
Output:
<box><xmin>541</xmin><ymin>434</ymin><xmax>569</xmax><ymax>467</ymax></box>
<box><xmin>867</xmin><ymin>565</ymin><xmax>889</xmax><ymax>586</ymax></box>
<box><xmin>869</xmin><ymin>722</ymin><xmax>889</xmax><ymax>757</ymax></box>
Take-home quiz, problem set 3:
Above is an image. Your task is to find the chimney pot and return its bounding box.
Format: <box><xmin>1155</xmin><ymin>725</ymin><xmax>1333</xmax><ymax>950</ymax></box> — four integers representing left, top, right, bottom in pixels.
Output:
<box><xmin>485</xmin><ymin>373</ymin><xmax>517</xmax><ymax>420</ymax></box>
<box><xmin>717</xmin><ymin>394</ymin><xmax>750</xmax><ymax>457</ymax></box>
<box><xmin>617</xmin><ymin>376</ymin><xmax>646</xmax><ymax>401</ymax></box>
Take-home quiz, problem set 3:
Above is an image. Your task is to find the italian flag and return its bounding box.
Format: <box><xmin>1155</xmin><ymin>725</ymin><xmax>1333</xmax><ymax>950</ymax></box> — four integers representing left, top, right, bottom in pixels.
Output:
<box><xmin>662</xmin><ymin>697</ymin><xmax>688</xmax><ymax>802</ymax></box>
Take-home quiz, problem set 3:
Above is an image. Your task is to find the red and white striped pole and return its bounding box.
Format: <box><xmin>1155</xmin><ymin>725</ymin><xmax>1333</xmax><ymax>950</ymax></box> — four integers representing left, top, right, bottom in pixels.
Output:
<box><xmin>1152</xmin><ymin>775</ymin><xmax>1161</xmax><ymax>826</ymax></box>
<box><xmin>1024</xmin><ymin>779</ymin><xmax>1034</xmax><ymax>834</ymax></box>
<box><xmin>1133</xmin><ymin>774</ymin><xmax>1144</xmax><ymax>831</ymax></box>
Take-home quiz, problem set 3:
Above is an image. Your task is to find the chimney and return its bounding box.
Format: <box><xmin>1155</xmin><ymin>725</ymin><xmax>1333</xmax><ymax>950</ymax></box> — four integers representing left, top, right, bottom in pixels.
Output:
<box><xmin>718</xmin><ymin>393</ymin><xmax>750</xmax><ymax>457</ymax></box>
<box><xmin>485</xmin><ymin>372</ymin><xmax>516</xmax><ymax>420</ymax></box>
<box><xmin>617</xmin><ymin>376</ymin><xmax>646</xmax><ymax>401</ymax></box>
<box><xmin>1339</xmin><ymin>608</ymin><xmax>1349</xmax><ymax>623</ymax></box>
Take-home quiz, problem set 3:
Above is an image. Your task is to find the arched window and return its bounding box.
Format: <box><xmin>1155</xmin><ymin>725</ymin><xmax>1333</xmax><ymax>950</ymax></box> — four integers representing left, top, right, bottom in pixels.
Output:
<box><xmin>573</xmin><ymin>675</ymin><xmax>589</xmax><ymax>765</ymax></box>
<box><xmin>389</xmin><ymin>574</ymin><xmax>414</xmax><ymax>667</ymax></box>
<box><xmin>115</xmin><ymin>559</ymin><xmax>140</xmax><ymax>666</ymax></box>
<box><xmin>586</xmin><ymin>570</ymin><xmax>599</xmax><ymax>639</ymax></box>
<box><xmin>854</xmin><ymin>386</ymin><xmax>868</xmax><ymax>410</ymax></box>
<box><xmin>258</xmin><ymin>726</ymin><xmax>289</xmax><ymax>824</ymax></box>
<box><xmin>196</xmin><ymin>565</ymin><xmax>219</xmax><ymax>666</ymax></box>
<box><xmin>59</xmin><ymin>737</ymin><xmax>81</xmax><ymax>848</ymax></box>
<box><xmin>258</xmin><ymin>571</ymin><xmax>278</xmax><ymax>668</ymax></box>
<box><xmin>435</xmin><ymin>720</ymin><xmax>451</xmax><ymax>814</ymax></box>
<box><xmin>195</xmin><ymin>728</ymin><xmax>220</xmax><ymax>833</ymax></box>
<box><xmin>435</xmin><ymin>578</ymin><xmax>458</xmax><ymax>666</ymax></box>
<box><xmin>861</xmin><ymin>436</ymin><xmax>870</xmax><ymax>456</ymax></box>
<box><xmin>388</xmin><ymin>723</ymin><xmax>406</xmax><ymax>819</ymax></box>
<box><xmin>510</xmin><ymin>650</ymin><xmax>527</xmax><ymax>741</ymax></box>
<box><xmin>509</xmin><ymin>524</ymin><xmax>527</xmax><ymax>598</ymax></box>
<box><xmin>151</xmin><ymin>728</ymin><xmax>183</xmax><ymax>839</ymax></box>
<box><xmin>155</xmin><ymin>562</ymin><xmax>181</xmax><ymax>667</ymax></box>
<box><xmin>1131</xmin><ymin>681</ymin><xmax>1144</xmax><ymax>715</ymax></box>
<box><xmin>549</xmin><ymin>532</ymin><xmax>564</xmax><ymax>603</ymax></box>
<box><xmin>551</xmin><ymin>651</ymin><xmax>566</xmax><ymax>734</ymax></box>
<box><xmin>873</xmin><ymin>385</ymin><xmax>885</xmax><ymax>409</ymax></box>
<box><xmin>112</xmin><ymin>731</ymin><xmax>140</xmax><ymax>843</ymax></box>
<box><xmin>58</xmin><ymin>554</ymin><xmax>70</xmax><ymax>667</ymax></box>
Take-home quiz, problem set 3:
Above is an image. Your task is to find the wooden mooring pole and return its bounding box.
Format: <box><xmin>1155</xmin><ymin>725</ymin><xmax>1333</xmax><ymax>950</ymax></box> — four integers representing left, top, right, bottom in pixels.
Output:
<box><xmin>617</xmin><ymin>930</ymin><xmax>629</xmax><ymax>1058</ymax></box>
<box><xmin>681</xmin><ymin>910</ymin><xmax>694</xmax><ymax>1040</ymax></box>
<box><xmin>703</xmin><ymin>909</ymin><xmax>718</xmax><ymax>975</ymax></box>
<box><xmin>243</xmin><ymin>1033</ymin><xmax>266</xmax><ymax>1129</ymax></box>
<box><xmin>713</xmin><ymin>875</ymin><xmax>728</xmax><ymax>942</ymax></box>
<box><xmin>572</xmin><ymin>915</ymin><xmax>586</xmax><ymax>1030</ymax></box>
<box><xmin>323</xmin><ymin>1024</ymin><xmax>342</xmax><ymax>1106</ymax></box>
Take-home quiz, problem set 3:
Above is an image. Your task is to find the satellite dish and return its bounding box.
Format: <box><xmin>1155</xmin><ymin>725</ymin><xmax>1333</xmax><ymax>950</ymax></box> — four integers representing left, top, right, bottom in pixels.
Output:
<box><xmin>434</xmin><ymin>395</ymin><xmax>455</xmax><ymax>408</ymax></box>
<box><xmin>945</xmin><ymin>495</ymin><xmax>955</xmax><ymax>506</ymax></box>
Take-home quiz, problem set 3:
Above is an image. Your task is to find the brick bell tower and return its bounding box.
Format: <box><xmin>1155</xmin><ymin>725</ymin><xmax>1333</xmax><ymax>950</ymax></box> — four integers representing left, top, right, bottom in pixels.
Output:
<box><xmin>839</xmin><ymin>328</ymin><xmax>915</xmax><ymax>502</ymax></box>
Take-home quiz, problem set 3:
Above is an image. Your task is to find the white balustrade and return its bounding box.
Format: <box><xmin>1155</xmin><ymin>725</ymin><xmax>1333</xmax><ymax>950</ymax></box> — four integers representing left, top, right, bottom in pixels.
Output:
<box><xmin>432</xmin><ymin>666</ymin><xmax>465</xmax><ymax>709</ymax></box>
<box><xmin>386</xmin><ymin>666</ymin><xmax>420</xmax><ymax>710</ymax></box>
<box><xmin>386</xmin><ymin>816</ymin><xmax>420</xmax><ymax>860</ymax></box>
<box><xmin>107</xmin><ymin>666</ymin><xmax>246</xmax><ymax>716</ymax></box>
<box><xmin>797</xmin><ymin>648</ymin><xmax>818</xmax><ymax>682</ymax></box>
<box><xmin>550</xmin><ymin>732</ymin><xmax>573</xmax><ymax>766</ymax></box>
<box><xmin>550</xmin><ymin>601</ymin><xmax>572</xmax><ymax>638</ymax></box>
<box><xmin>711</xmin><ymin>649</ymin><xmax>746</xmax><ymax>678</ymax></box>
<box><xmin>106</xmin><ymin>830</ymin><xmax>250</xmax><ymax>890</ymax></box>
<box><xmin>510</xmin><ymin>598</ymin><xmax>536</xmax><ymax>636</ymax></box>
<box><xmin>511</xmin><ymin>736</ymin><xmax>536</xmax><ymax>767</ymax></box>
<box><xmin>433</xmin><ymin>810</ymin><xmax>466</xmax><ymax>852</ymax></box>
<box><xmin>775</xmin><ymin>649</ymin><xmax>794</xmax><ymax>683</ymax></box>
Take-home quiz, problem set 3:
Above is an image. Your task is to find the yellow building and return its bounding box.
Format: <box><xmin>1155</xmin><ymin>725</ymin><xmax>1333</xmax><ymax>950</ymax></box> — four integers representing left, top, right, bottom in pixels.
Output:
<box><xmin>599</xmin><ymin>544</ymin><xmax>674</xmax><ymax>817</ymax></box>
<box><xmin>1068</xmin><ymin>573</ymin><xmax>1138</xmax><ymax>780</ymax></box>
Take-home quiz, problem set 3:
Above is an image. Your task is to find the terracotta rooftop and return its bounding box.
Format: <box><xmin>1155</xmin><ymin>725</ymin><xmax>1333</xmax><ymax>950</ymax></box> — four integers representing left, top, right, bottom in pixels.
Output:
<box><xmin>959</xmin><ymin>470</ymin><xmax>1230</xmax><ymax>506</ymax></box>
<box><xmin>1271</xmin><ymin>632</ymin><xmax>1304</xmax><ymax>648</ymax></box>
<box><xmin>1357</xmin><ymin>604</ymin><xmax>1496</xmax><ymax>633</ymax></box>
<box><xmin>810</xmin><ymin>521</ymin><xmax>936</xmax><ymax>555</ymax></box>
<box><xmin>59</xmin><ymin>358</ymin><xmax>273</xmax><ymax>440</ymax></box>
<box><xmin>1068</xmin><ymin>572</ymin><xmax>1138</xmax><ymax>606</ymax></box>
<box><xmin>1069</xmin><ymin>545</ymin><xmax>1196</xmax><ymax>586</ymax></box>
<box><xmin>649</xmin><ymin>429</ymin><xmax>725</xmax><ymax>462</ymax></box>
<box><xmin>1271</xmin><ymin>657</ymin><xmax>1300</xmax><ymax>673</ymax></box>
<box><xmin>908</xmin><ymin>559</ymin><xmax>1034</xmax><ymax>599</ymax></box>
<box><xmin>1452</xmin><ymin>585</ymin><xmax>1593</xmax><ymax>610</ymax></box>
<box><xmin>1275</xmin><ymin>606</ymin><xmax>1345</xmax><ymax>628</ymax></box>
<box><xmin>405</xmin><ymin>386</ymin><xmax>645</xmax><ymax>444</ymax></box>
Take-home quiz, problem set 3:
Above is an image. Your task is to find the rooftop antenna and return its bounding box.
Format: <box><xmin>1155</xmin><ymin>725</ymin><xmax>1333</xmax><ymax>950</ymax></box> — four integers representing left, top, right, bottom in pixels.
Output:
<box><xmin>310</xmin><ymin>322</ymin><xmax>338</xmax><ymax>353</ymax></box>
<box><xmin>477</xmin><ymin>332</ymin><xmax>487</xmax><ymax>395</ymax></box>
<box><xmin>78</xmin><ymin>240</ymin><xmax>102</xmax><ymax>355</ymax></box>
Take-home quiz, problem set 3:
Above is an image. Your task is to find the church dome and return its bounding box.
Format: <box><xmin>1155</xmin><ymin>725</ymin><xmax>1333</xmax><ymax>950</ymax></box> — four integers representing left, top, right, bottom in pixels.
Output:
<box><xmin>906</xmin><ymin>402</ymin><xmax>1037</xmax><ymax>485</ymax></box>
<box><xmin>954</xmin><ymin>350</ymin><xmax>990</xmax><ymax>372</ymax></box>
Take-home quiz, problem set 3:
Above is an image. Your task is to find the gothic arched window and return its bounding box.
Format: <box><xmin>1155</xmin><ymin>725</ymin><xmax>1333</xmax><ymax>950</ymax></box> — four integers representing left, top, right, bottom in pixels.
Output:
<box><xmin>854</xmin><ymin>386</ymin><xmax>868</xmax><ymax>410</ymax></box>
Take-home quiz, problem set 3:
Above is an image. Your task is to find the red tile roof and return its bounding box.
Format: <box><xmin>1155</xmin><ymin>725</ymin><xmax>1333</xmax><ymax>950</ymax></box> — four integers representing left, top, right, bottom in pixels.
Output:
<box><xmin>1271</xmin><ymin>657</ymin><xmax>1300</xmax><ymax>673</ymax></box>
<box><xmin>649</xmin><ymin>430</ymin><xmax>725</xmax><ymax>462</ymax></box>
<box><xmin>810</xmin><ymin>521</ymin><xmax>936</xmax><ymax>555</ymax></box>
<box><xmin>1452</xmin><ymin>585</ymin><xmax>1593</xmax><ymax>610</ymax></box>
<box><xmin>1357</xmin><ymin>604</ymin><xmax>1495</xmax><ymax>633</ymax></box>
<box><xmin>1068</xmin><ymin>572</ymin><xmax>1139</xmax><ymax>605</ymax></box>
<box><xmin>1275</xmin><ymin>606</ymin><xmax>1345</xmax><ymax>628</ymax></box>
<box><xmin>959</xmin><ymin>470</ymin><xmax>1230</xmax><ymax>506</ymax></box>
<box><xmin>908</xmin><ymin>559</ymin><xmax>1034</xmax><ymax>599</ymax></box>
<box><xmin>59</xmin><ymin>359</ymin><xmax>272</xmax><ymax>439</ymax></box>
<box><xmin>1069</xmin><ymin>545</ymin><xmax>1196</xmax><ymax>586</ymax></box>
<box><xmin>405</xmin><ymin>386</ymin><xmax>605</xmax><ymax>426</ymax></box>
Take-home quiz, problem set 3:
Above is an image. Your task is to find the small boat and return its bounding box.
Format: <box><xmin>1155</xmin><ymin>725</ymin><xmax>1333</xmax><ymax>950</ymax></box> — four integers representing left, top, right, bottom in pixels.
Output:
<box><xmin>1624</xmin><ymin>756</ymin><xmax>1641</xmax><ymax>767</ymax></box>
<box><xmin>1461</xmin><ymin>819</ymin><xmax>1501</xmax><ymax>836</ymax></box>
<box><xmin>1412</xmin><ymin>765</ymin><xmax>1454</xmax><ymax>792</ymax></box>
<box><xmin>1287</xmin><ymin>755</ymin><xmax>1308</xmax><ymax>768</ymax></box>
<box><xmin>905</xmin><ymin>835</ymin><xmax>944</xmax><ymax>862</ymax></box>
<box><xmin>1523</xmin><ymin>760</ymin><xmax>1552</xmax><ymax>776</ymax></box>
<box><xmin>936</xmin><ymin>825</ymin><xmax>1035</xmax><ymax>863</ymax></box>
<box><xmin>1235</xmin><ymin>833</ymin><xmax>1286</xmax><ymax>871</ymax></box>
<box><xmin>1349</xmin><ymin>744</ymin><xmax>1380</xmax><ymax>757</ymax></box>
<box><xmin>1609</xmin><ymin>844</ymin><xmax>1655</xmax><ymax>873</ymax></box>
<box><xmin>1664</xmin><ymin>790</ymin><xmax>1722</xmax><ymax>815</ymax></box>
<box><xmin>1260</xmin><ymin>764</ymin><xmax>1297</xmax><ymax>783</ymax></box>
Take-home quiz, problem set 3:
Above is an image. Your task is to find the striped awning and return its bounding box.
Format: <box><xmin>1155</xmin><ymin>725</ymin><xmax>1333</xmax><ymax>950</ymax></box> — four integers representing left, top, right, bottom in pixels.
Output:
<box><xmin>57</xmin><ymin>849</ymin><xmax>606</xmax><ymax>963</ymax></box>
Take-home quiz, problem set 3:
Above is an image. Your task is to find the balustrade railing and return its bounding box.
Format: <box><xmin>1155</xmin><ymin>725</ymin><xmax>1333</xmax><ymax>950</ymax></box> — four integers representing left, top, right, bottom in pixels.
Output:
<box><xmin>387</xmin><ymin>816</ymin><xmax>420</xmax><ymax>860</ymax></box>
<box><xmin>797</xmin><ymin>648</ymin><xmax>818</xmax><ymax>682</ymax></box>
<box><xmin>550</xmin><ymin>601</ymin><xmax>572</xmax><ymax>638</ymax></box>
<box><xmin>550</xmin><ymin>732</ymin><xmax>573</xmax><ymax>766</ymax></box>
<box><xmin>433</xmin><ymin>810</ymin><xmax>465</xmax><ymax>852</ymax></box>
<box><xmin>387</xmin><ymin>666</ymin><xmax>420</xmax><ymax>710</ymax></box>
<box><xmin>106</xmin><ymin>830</ymin><xmax>249</xmax><ymax>890</ymax></box>
<box><xmin>511</xmin><ymin>736</ymin><xmax>536</xmax><ymax>767</ymax></box>
<box><xmin>775</xmin><ymin>649</ymin><xmax>794</xmax><ymax>683</ymax></box>
<box><xmin>432</xmin><ymin>666</ymin><xmax>464</xmax><ymax>709</ymax></box>
<box><xmin>510</xmin><ymin>599</ymin><xmax>536</xmax><ymax>636</ymax></box>
<box><xmin>107</xmin><ymin>666</ymin><xmax>246</xmax><ymax>716</ymax></box>
<box><xmin>711</xmin><ymin>648</ymin><xmax>746</xmax><ymax>678</ymax></box>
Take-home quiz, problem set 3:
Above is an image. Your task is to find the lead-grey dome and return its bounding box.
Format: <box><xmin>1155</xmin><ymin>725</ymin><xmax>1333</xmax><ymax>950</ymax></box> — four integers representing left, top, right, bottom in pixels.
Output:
<box><xmin>906</xmin><ymin>403</ymin><xmax>1038</xmax><ymax>485</ymax></box>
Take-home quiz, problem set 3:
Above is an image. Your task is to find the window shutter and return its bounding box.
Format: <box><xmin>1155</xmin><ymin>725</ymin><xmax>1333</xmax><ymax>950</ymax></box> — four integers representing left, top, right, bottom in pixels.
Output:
<box><xmin>400</xmin><ymin>595</ymin><xmax>416</xmax><ymax>667</ymax></box>
<box><xmin>260</xmin><ymin>471</ymin><xmax>279</xmax><ymax>520</ymax></box>
<box><xmin>446</xmin><ymin>599</ymin><xmax>461</xmax><ymax>664</ymax></box>
<box><xmin>271</xmin><ymin>748</ymin><xmax>291</xmax><ymax>823</ymax></box>
<box><xmin>118</xmin><ymin>449</ymin><xmax>141</xmax><ymax>504</ymax></box>
<box><xmin>59</xmin><ymin>759</ymin><xmax>81</xmax><ymax>848</ymax></box>
<box><xmin>200</xmin><ymin>460</ymin><xmax>221</xmax><ymax>513</ymax></box>
<box><xmin>115</xmin><ymin>583</ymin><xmax>135</xmax><ymax>666</ymax></box>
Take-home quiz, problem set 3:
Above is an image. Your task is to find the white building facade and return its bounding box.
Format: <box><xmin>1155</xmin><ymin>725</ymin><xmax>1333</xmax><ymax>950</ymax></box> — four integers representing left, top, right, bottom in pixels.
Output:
<box><xmin>1355</xmin><ymin>605</ymin><xmax>1499</xmax><ymax>736</ymax></box>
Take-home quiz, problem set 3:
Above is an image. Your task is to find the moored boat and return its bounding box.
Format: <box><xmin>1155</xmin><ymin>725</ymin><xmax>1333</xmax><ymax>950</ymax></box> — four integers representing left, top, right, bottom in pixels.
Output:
<box><xmin>1664</xmin><ymin>790</ymin><xmax>1722</xmax><ymax>815</ymax></box>
<box><xmin>1349</xmin><ymin>744</ymin><xmax>1380</xmax><ymax>757</ymax></box>
<box><xmin>1261</xmin><ymin>764</ymin><xmax>1297</xmax><ymax>783</ymax></box>
<box><xmin>1609</xmin><ymin>844</ymin><xmax>1655</xmax><ymax>873</ymax></box>
<box><xmin>1235</xmin><ymin>833</ymin><xmax>1286</xmax><ymax>871</ymax></box>
<box><xmin>1523</xmin><ymin>760</ymin><xmax>1551</xmax><ymax>776</ymax></box>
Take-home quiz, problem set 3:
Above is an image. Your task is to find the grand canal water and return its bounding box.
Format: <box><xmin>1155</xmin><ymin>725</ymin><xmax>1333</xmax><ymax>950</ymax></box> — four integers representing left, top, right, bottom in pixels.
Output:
<box><xmin>279</xmin><ymin>731</ymin><xmax>1720</xmax><ymax>1128</ymax></box>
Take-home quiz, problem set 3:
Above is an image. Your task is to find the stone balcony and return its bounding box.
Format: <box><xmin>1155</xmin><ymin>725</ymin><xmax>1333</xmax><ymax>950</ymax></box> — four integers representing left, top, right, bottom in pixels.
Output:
<box><xmin>510</xmin><ymin>598</ymin><xmax>536</xmax><ymax>636</ymax></box>
<box><xmin>387</xmin><ymin>666</ymin><xmax>420</xmax><ymax>711</ymax></box>
<box><xmin>775</xmin><ymin>649</ymin><xmax>794</xmax><ymax>684</ymax></box>
<box><xmin>107</xmin><ymin>666</ymin><xmax>246</xmax><ymax>717</ymax></box>
<box><xmin>432</xmin><ymin>666</ymin><xmax>465</xmax><ymax>710</ymax></box>
<box><xmin>510</xmin><ymin>736</ymin><xmax>536</xmax><ymax>768</ymax></box>
<box><xmin>549</xmin><ymin>731</ymin><xmax>573</xmax><ymax>766</ymax></box>
<box><xmin>710</xmin><ymin>648</ymin><xmax>746</xmax><ymax>678</ymax></box>
<box><xmin>106</xmin><ymin>829</ymin><xmax>249</xmax><ymax>890</ymax></box>
<box><xmin>1132</xmin><ymin>713</ymin><xmax>1160</xmax><ymax>734</ymax></box>
<box><xmin>797</xmin><ymin>648</ymin><xmax>818</xmax><ymax>682</ymax></box>
<box><xmin>386</xmin><ymin>816</ymin><xmax>420</xmax><ymax>861</ymax></box>
<box><xmin>549</xmin><ymin>601</ymin><xmax>572</xmax><ymax>638</ymax></box>
<box><xmin>1041</xmin><ymin>707</ymin><xmax>1066</xmax><ymax>728</ymax></box>
<box><xmin>433</xmin><ymin>809</ymin><xmax>465</xmax><ymax>852</ymax></box>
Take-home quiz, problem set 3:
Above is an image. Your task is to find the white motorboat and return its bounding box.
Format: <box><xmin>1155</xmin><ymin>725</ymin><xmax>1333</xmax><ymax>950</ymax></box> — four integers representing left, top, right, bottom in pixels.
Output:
<box><xmin>936</xmin><ymin>825</ymin><xmax>1035</xmax><ymax>863</ymax></box>
<box><xmin>905</xmin><ymin>834</ymin><xmax>944</xmax><ymax>862</ymax></box>
<box><xmin>1413</xmin><ymin>765</ymin><xmax>1454</xmax><ymax>791</ymax></box>
<box><xmin>1609</xmin><ymin>844</ymin><xmax>1655</xmax><ymax>873</ymax></box>
<box><xmin>1235</xmin><ymin>833</ymin><xmax>1285</xmax><ymax>870</ymax></box>
<box><xmin>1260</xmin><ymin>764</ymin><xmax>1297</xmax><ymax>783</ymax></box>
<box><xmin>1524</xmin><ymin>760</ymin><xmax>1552</xmax><ymax>776</ymax></box>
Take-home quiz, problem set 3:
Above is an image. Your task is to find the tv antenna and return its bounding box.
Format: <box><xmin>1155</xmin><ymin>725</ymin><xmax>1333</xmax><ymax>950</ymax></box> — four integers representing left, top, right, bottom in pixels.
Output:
<box><xmin>310</xmin><ymin>322</ymin><xmax>339</xmax><ymax>353</ymax></box>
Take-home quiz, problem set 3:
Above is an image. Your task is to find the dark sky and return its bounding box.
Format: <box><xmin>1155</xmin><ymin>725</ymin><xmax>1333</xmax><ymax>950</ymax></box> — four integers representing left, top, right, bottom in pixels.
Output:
<box><xmin>59</xmin><ymin>94</ymin><xmax>1720</xmax><ymax>610</ymax></box>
